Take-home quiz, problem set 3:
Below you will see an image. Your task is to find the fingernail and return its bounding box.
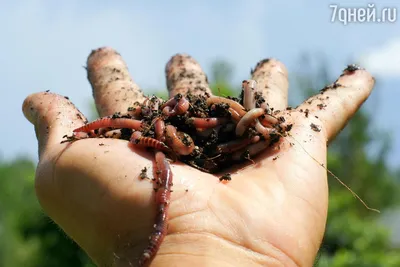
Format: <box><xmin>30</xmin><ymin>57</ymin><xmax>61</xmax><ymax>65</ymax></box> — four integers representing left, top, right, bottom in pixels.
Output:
<box><xmin>343</xmin><ymin>64</ymin><xmax>364</xmax><ymax>74</ymax></box>
<box><xmin>251</xmin><ymin>58</ymin><xmax>271</xmax><ymax>75</ymax></box>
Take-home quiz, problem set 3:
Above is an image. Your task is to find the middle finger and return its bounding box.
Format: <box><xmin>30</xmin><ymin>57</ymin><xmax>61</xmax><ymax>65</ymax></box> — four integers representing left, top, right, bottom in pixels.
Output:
<box><xmin>165</xmin><ymin>54</ymin><xmax>213</xmax><ymax>98</ymax></box>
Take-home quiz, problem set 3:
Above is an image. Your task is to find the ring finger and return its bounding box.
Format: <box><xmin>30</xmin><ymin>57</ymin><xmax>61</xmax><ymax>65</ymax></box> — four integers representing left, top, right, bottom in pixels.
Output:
<box><xmin>165</xmin><ymin>54</ymin><xmax>213</xmax><ymax>98</ymax></box>
<box><xmin>251</xmin><ymin>58</ymin><xmax>289</xmax><ymax>112</ymax></box>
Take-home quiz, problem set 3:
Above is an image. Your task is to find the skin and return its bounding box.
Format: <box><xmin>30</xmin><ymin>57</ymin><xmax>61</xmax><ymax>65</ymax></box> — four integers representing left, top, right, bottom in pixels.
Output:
<box><xmin>22</xmin><ymin>47</ymin><xmax>375</xmax><ymax>267</ymax></box>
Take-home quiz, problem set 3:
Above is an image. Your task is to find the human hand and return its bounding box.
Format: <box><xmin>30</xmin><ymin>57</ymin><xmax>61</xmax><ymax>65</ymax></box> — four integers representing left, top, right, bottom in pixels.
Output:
<box><xmin>22</xmin><ymin>47</ymin><xmax>375</xmax><ymax>267</ymax></box>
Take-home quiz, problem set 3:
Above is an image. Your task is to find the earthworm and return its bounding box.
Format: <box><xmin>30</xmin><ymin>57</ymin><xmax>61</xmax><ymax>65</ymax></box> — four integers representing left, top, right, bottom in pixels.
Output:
<box><xmin>138</xmin><ymin>151</ymin><xmax>173</xmax><ymax>266</ymax></box>
<box><xmin>188</xmin><ymin>117</ymin><xmax>228</xmax><ymax>129</ymax></box>
<box><xmin>235</xmin><ymin>108</ymin><xmax>265</xmax><ymax>136</ymax></box>
<box><xmin>64</xmin><ymin>52</ymin><xmax>292</xmax><ymax>267</ymax></box>
<box><xmin>255</xmin><ymin>120</ymin><xmax>275</xmax><ymax>139</ymax></box>
<box><xmin>103</xmin><ymin>129</ymin><xmax>122</xmax><ymax>139</ymax></box>
<box><xmin>243</xmin><ymin>80</ymin><xmax>258</xmax><ymax>110</ymax></box>
<box><xmin>149</xmin><ymin>96</ymin><xmax>161</xmax><ymax>111</ymax></box>
<box><xmin>196</xmin><ymin>125</ymin><xmax>223</xmax><ymax>138</ymax></box>
<box><xmin>260</xmin><ymin>102</ymin><xmax>271</xmax><ymax>111</ymax></box>
<box><xmin>154</xmin><ymin>118</ymin><xmax>166</xmax><ymax>142</ymax></box>
<box><xmin>142</xmin><ymin>96</ymin><xmax>162</xmax><ymax>118</ymax></box>
<box><xmin>161</xmin><ymin>94</ymin><xmax>189</xmax><ymax>117</ymax></box>
<box><xmin>208</xmin><ymin>103</ymin><xmax>241</xmax><ymax>123</ymax></box>
<box><xmin>232</xmin><ymin>139</ymin><xmax>272</xmax><ymax>161</ymax></box>
<box><xmin>127</xmin><ymin>102</ymin><xmax>143</xmax><ymax>118</ymax></box>
<box><xmin>196</xmin><ymin>123</ymin><xmax>236</xmax><ymax>140</ymax></box>
<box><xmin>228</xmin><ymin>107</ymin><xmax>242</xmax><ymax>122</ymax></box>
<box><xmin>130</xmin><ymin>131</ymin><xmax>170</xmax><ymax>153</ymax></box>
<box><xmin>206</xmin><ymin>96</ymin><xmax>247</xmax><ymax>117</ymax></box>
<box><xmin>216</xmin><ymin>135</ymin><xmax>259</xmax><ymax>154</ymax></box>
<box><xmin>71</xmin><ymin>131</ymin><xmax>90</xmax><ymax>139</ymax></box>
<box><xmin>130</xmin><ymin>131</ymin><xmax>142</xmax><ymax>142</ymax></box>
<box><xmin>73</xmin><ymin>128</ymin><xmax>105</xmax><ymax>139</ymax></box>
<box><xmin>165</xmin><ymin>125</ymin><xmax>195</xmax><ymax>155</ymax></box>
<box><xmin>220</xmin><ymin>122</ymin><xmax>236</xmax><ymax>133</ymax></box>
<box><xmin>259</xmin><ymin>114</ymin><xmax>279</xmax><ymax>127</ymax></box>
<box><xmin>141</xmin><ymin>98</ymin><xmax>152</xmax><ymax>117</ymax></box>
<box><xmin>97</xmin><ymin>127</ymin><xmax>113</xmax><ymax>136</ymax></box>
<box><xmin>252</xmin><ymin>135</ymin><xmax>261</xmax><ymax>143</ymax></box>
<box><xmin>73</xmin><ymin>117</ymin><xmax>143</xmax><ymax>133</ymax></box>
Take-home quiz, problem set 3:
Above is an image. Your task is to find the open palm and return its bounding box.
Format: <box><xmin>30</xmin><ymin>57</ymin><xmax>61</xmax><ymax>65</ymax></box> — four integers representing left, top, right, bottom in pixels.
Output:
<box><xmin>23</xmin><ymin>48</ymin><xmax>374</xmax><ymax>267</ymax></box>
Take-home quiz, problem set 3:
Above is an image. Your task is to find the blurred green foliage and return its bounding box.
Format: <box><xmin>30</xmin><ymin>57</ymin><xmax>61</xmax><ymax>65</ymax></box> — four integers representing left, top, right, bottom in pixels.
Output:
<box><xmin>294</xmin><ymin>55</ymin><xmax>400</xmax><ymax>267</ymax></box>
<box><xmin>0</xmin><ymin>159</ymin><xmax>95</xmax><ymax>267</ymax></box>
<box><xmin>1</xmin><ymin>57</ymin><xmax>399</xmax><ymax>266</ymax></box>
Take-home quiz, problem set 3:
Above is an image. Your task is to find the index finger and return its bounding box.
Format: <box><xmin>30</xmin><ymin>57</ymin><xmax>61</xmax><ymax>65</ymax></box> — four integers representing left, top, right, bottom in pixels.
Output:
<box><xmin>297</xmin><ymin>66</ymin><xmax>375</xmax><ymax>142</ymax></box>
<box><xmin>87</xmin><ymin>47</ymin><xmax>146</xmax><ymax>117</ymax></box>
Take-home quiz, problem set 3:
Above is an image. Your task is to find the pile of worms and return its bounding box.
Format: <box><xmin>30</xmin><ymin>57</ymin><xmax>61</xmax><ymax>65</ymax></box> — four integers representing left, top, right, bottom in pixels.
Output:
<box><xmin>64</xmin><ymin>79</ymin><xmax>291</xmax><ymax>266</ymax></box>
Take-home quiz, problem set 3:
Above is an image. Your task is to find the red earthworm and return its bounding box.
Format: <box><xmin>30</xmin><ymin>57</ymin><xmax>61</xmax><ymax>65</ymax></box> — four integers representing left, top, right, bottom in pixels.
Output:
<box><xmin>206</xmin><ymin>96</ymin><xmax>247</xmax><ymax>117</ymax></box>
<box><xmin>127</xmin><ymin>101</ymin><xmax>143</xmax><ymax>118</ymax></box>
<box><xmin>142</xmin><ymin>96</ymin><xmax>162</xmax><ymax>117</ymax></box>
<box><xmin>73</xmin><ymin>117</ymin><xmax>143</xmax><ymax>133</ymax></box>
<box><xmin>196</xmin><ymin>128</ymin><xmax>211</xmax><ymax>137</ymax></box>
<box><xmin>161</xmin><ymin>94</ymin><xmax>189</xmax><ymax>117</ymax></box>
<box><xmin>149</xmin><ymin>96</ymin><xmax>161</xmax><ymax>111</ymax></box>
<box><xmin>196</xmin><ymin>125</ymin><xmax>223</xmax><ymax>138</ymax></box>
<box><xmin>188</xmin><ymin>117</ymin><xmax>228</xmax><ymax>129</ymax></box>
<box><xmin>130</xmin><ymin>131</ymin><xmax>143</xmax><ymax>142</ymax></box>
<box><xmin>130</xmin><ymin>131</ymin><xmax>170</xmax><ymax>153</ymax></box>
<box><xmin>194</xmin><ymin>123</ymin><xmax>235</xmax><ymax>140</ymax></box>
<box><xmin>172</xmin><ymin>96</ymin><xmax>189</xmax><ymax>115</ymax></box>
<box><xmin>154</xmin><ymin>118</ymin><xmax>166</xmax><ymax>142</ymax></box>
<box><xmin>97</xmin><ymin>127</ymin><xmax>113</xmax><ymax>136</ymax></box>
<box><xmin>220</xmin><ymin>122</ymin><xmax>236</xmax><ymax>133</ymax></box>
<box><xmin>141</xmin><ymin>98</ymin><xmax>152</xmax><ymax>117</ymax></box>
<box><xmin>218</xmin><ymin>140</ymin><xmax>250</xmax><ymax>155</ymax></box>
<box><xmin>255</xmin><ymin>120</ymin><xmax>275</xmax><ymax>139</ymax></box>
<box><xmin>243</xmin><ymin>80</ymin><xmax>258</xmax><ymax>110</ymax></box>
<box><xmin>73</xmin><ymin>128</ymin><xmax>103</xmax><ymax>139</ymax></box>
<box><xmin>143</xmin><ymin>96</ymin><xmax>162</xmax><ymax>117</ymax></box>
<box><xmin>103</xmin><ymin>129</ymin><xmax>122</xmax><ymax>139</ymax></box>
<box><xmin>165</xmin><ymin>125</ymin><xmax>195</xmax><ymax>155</ymax></box>
<box><xmin>228</xmin><ymin>107</ymin><xmax>242</xmax><ymax>122</ymax></box>
<box><xmin>252</xmin><ymin>135</ymin><xmax>261</xmax><ymax>143</ymax></box>
<box><xmin>260</xmin><ymin>102</ymin><xmax>271</xmax><ymax>111</ymax></box>
<box><xmin>232</xmin><ymin>139</ymin><xmax>273</xmax><ymax>161</ymax></box>
<box><xmin>259</xmin><ymin>114</ymin><xmax>279</xmax><ymax>127</ymax></box>
<box><xmin>236</xmin><ymin>108</ymin><xmax>266</xmax><ymax>136</ymax></box>
<box><xmin>72</xmin><ymin>131</ymin><xmax>90</xmax><ymax>139</ymax></box>
<box><xmin>138</xmin><ymin>151</ymin><xmax>173</xmax><ymax>266</ymax></box>
<box><xmin>216</xmin><ymin>137</ymin><xmax>256</xmax><ymax>154</ymax></box>
<box><xmin>209</xmin><ymin>104</ymin><xmax>240</xmax><ymax>123</ymax></box>
<box><xmin>160</xmin><ymin>96</ymin><xmax>175</xmax><ymax>109</ymax></box>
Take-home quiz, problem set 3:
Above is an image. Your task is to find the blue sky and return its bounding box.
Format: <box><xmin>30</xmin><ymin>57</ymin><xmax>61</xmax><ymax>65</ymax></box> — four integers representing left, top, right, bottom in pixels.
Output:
<box><xmin>1</xmin><ymin>0</ymin><xmax>399</xmax><ymax>169</ymax></box>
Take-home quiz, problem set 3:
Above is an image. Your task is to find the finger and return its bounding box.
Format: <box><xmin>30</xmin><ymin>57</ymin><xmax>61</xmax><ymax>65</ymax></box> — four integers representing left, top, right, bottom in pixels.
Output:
<box><xmin>22</xmin><ymin>92</ymin><xmax>86</xmax><ymax>158</ymax></box>
<box><xmin>165</xmin><ymin>54</ymin><xmax>212</xmax><ymax>98</ymax></box>
<box><xmin>251</xmin><ymin>58</ymin><xmax>289</xmax><ymax>111</ymax></box>
<box><xmin>297</xmin><ymin>66</ymin><xmax>375</xmax><ymax>142</ymax></box>
<box><xmin>87</xmin><ymin>47</ymin><xmax>145</xmax><ymax>117</ymax></box>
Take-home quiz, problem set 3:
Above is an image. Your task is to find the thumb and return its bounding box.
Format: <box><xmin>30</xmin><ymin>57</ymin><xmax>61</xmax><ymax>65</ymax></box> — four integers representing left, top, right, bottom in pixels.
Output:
<box><xmin>22</xmin><ymin>92</ymin><xmax>87</xmax><ymax>158</ymax></box>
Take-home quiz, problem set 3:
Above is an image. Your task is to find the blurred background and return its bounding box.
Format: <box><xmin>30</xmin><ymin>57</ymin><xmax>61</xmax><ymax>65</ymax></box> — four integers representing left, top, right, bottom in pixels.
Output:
<box><xmin>1</xmin><ymin>0</ymin><xmax>399</xmax><ymax>266</ymax></box>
